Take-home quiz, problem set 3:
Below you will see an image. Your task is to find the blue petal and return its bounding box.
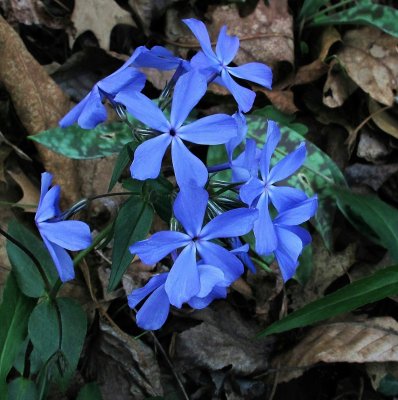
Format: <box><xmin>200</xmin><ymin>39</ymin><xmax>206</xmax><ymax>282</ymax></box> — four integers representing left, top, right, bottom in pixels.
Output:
<box><xmin>128</xmin><ymin>273</ymin><xmax>168</xmax><ymax>308</ymax></box>
<box><xmin>268</xmin><ymin>186</ymin><xmax>308</xmax><ymax>212</ymax></box>
<box><xmin>38</xmin><ymin>172</ymin><xmax>53</xmax><ymax>204</ymax></box>
<box><xmin>221</xmin><ymin>69</ymin><xmax>255</xmax><ymax>113</ymax></box>
<box><xmin>197</xmin><ymin>264</ymin><xmax>225</xmax><ymax>297</ymax></box>
<box><xmin>200</xmin><ymin>208</ymin><xmax>258</xmax><ymax>240</ymax></box>
<box><xmin>165</xmin><ymin>243</ymin><xmax>200</xmax><ymax>307</ymax></box>
<box><xmin>268</xmin><ymin>143</ymin><xmax>306</xmax><ymax>184</ymax></box>
<box><xmin>196</xmin><ymin>241</ymin><xmax>243</xmax><ymax>283</ymax></box>
<box><xmin>239</xmin><ymin>177</ymin><xmax>264</xmax><ymax>206</ymax></box>
<box><xmin>42</xmin><ymin>237</ymin><xmax>75</xmax><ymax>282</ymax></box>
<box><xmin>183</xmin><ymin>19</ymin><xmax>218</xmax><ymax>61</ymax></box>
<box><xmin>226</xmin><ymin>112</ymin><xmax>247</xmax><ymax>159</ymax></box>
<box><xmin>259</xmin><ymin>120</ymin><xmax>280</xmax><ymax>181</ymax></box>
<box><xmin>77</xmin><ymin>86</ymin><xmax>108</xmax><ymax>129</ymax></box>
<box><xmin>178</xmin><ymin>114</ymin><xmax>237</xmax><ymax>144</ymax></box>
<box><xmin>228</xmin><ymin>62</ymin><xmax>273</xmax><ymax>89</ymax></box>
<box><xmin>190</xmin><ymin>51</ymin><xmax>219</xmax><ymax>73</ymax></box>
<box><xmin>215</xmin><ymin>26</ymin><xmax>240</xmax><ymax>65</ymax></box>
<box><xmin>35</xmin><ymin>186</ymin><xmax>60</xmax><ymax>223</ymax></box>
<box><xmin>173</xmin><ymin>185</ymin><xmax>208</xmax><ymax>237</ymax></box>
<box><xmin>129</xmin><ymin>231</ymin><xmax>191</xmax><ymax>264</ymax></box>
<box><xmin>115</xmin><ymin>90</ymin><xmax>170</xmax><ymax>132</ymax></box>
<box><xmin>99</xmin><ymin>68</ymin><xmax>146</xmax><ymax>94</ymax></box>
<box><xmin>253</xmin><ymin>193</ymin><xmax>277</xmax><ymax>255</ymax></box>
<box><xmin>59</xmin><ymin>93</ymin><xmax>90</xmax><ymax>128</ymax></box>
<box><xmin>274</xmin><ymin>225</ymin><xmax>303</xmax><ymax>281</ymax></box>
<box><xmin>38</xmin><ymin>221</ymin><xmax>92</xmax><ymax>251</ymax></box>
<box><xmin>130</xmin><ymin>134</ymin><xmax>172</xmax><ymax>180</ymax></box>
<box><xmin>136</xmin><ymin>285</ymin><xmax>170</xmax><ymax>330</ymax></box>
<box><xmin>171</xmin><ymin>137</ymin><xmax>208</xmax><ymax>187</ymax></box>
<box><xmin>229</xmin><ymin>237</ymin><xmax>256</xmax><ymax>273</ymax></box>
<box><xmin>134</xmin><ymin>46</ymin><xmax>182</xmax><ymax>70</ymax></box>
<box><xmin>274</xmin><ymin>196</ymin><xmax>318</xmax><ymax>226</ymax></box>
<box><xmin>170</xmin><ymin>70</ymin><xmax>207</xmax><ymax>128</ymax></box>
<box><xmin>283</xmin><ymin>225</ymin><xmax>312</xmax><ymax>247</ymax></box>
<box><xmin>188</xmin><ymin>285</ymin><xmax>227</xmax><ymax>309</ymax></box>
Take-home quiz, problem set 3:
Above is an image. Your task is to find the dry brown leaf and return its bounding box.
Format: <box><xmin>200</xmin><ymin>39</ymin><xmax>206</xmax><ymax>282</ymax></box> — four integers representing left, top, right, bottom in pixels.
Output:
<box><xmin>289</xmin><ymin>235</ymin><xmax>357</xmax><ymax>311</ymax></box>
<box><xmin>337</xmin><ymin>27</ymin><xmax>398</xmax><ymax>106</ymax></box>
<box><xmin>7</xmin><ymin>0</ymin><xmax>70</xmax><ymax>30</ymax></box>
<box><xmin>292</xmin><ymin>59</ymin><xmax>328</xmax><ymax>86</ymax></box>
<box><xmin>7</xmin><ymin>168</ymin><xmax>39</xmax><ymax>211</ymax></box>
<box><xmin>318</xmin><ymin>26</ymin><xmax>341</xmax><ymax>61</ymax></box>
<box><xmin>323</xmin><ymin>60</ymin><xmax>357</xmax><ymax>108</ymax></box>
<box><xmin>261</xmin><ymin>89</ymin><xmax>298</xmax><ymax>114</ymax></box>
<box><xmin>272</xmin><ymin>317</ymin><xmax>398</xmax><ymax>383</ymax></box>
<box><xmin>71</xmin><ymin>0</ymin><xmax>135</xmax><ymax>50</ymax></box>
<box><xmin>368</xmin><ymin>98</ymin><xmax>398</xmax><ymax>140</ymax></box>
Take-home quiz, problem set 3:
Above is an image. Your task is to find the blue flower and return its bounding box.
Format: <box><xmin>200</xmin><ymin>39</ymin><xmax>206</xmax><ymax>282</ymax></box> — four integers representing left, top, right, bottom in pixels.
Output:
<box><xmin>128</xmin><ymin>262</ymin><xmax>228</xmax><ymax>330</ymax></box>
<box><xmin>35</xmin><ymin>172</ymin><xmax>92</xmax><ymax>282</ymax></box>
<box><xmin>115</xmin><ymin>70</ymin><xmax>238</xmax><ymax>187</ymax></box>
<box><xmin>271</xmin><ymin>197</ymin><xmax>318</xmax><ymax>281</ymax></box>
<box><xmin>240</xmin><ymin>121</ymin><xmax>308</xmax><ymax>255</ymax></box>
<box><xmin>129</xmin><ymin>185</ymin><xmax>258</xmax><ymax>308</ymax></box>
<box><xmin>183</xmin><ymin>18</ymin><xmax>273</xmax><ymax>112</ymax></box>
<box><xmin>59</xmin><ymin>47</ymin><xmax>147</xmax><ymax>129</ymax></box>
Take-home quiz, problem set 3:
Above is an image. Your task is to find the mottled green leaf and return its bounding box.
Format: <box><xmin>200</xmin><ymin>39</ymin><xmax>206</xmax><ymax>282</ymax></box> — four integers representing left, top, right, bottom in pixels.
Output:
<box><xmin>8</xmin><ymin>378</ymin><xmax>38</xmax><ymax>400</ymax></box>
<box><xmin>309</xmin><ymin>0</ymin><xmax>398</xmax><ymax>38</ymax></box>
<box><xmin>0</xmin><ymin>273</ymin><xmax>35</xmax><ymax>396</ymax></box>
<box><xmin>30</xmin><ymin>122</ymin><xmax>137</xmax><ymax>160</ymax></box>
<box><xmin>7</xmin><ymin>220</ymin><xmax>58</xmax><ymax>298</ymax></box>
<box><xmin>329</xmin><ymin>186</ymin><xmax>398</xmax><ymax>262</ymax></box>
<box><xmin>246</xmin><ymin>110</ymin><xmax>346</xmax><ymax>250</ymax></box>
<box><xmin>76</xmin><ymin>383</ymin><xmax>103</xmax><ymax>400</ymax></box>
<box><xmin>378</xmin><ymin>374</ymin><xmax>398</xmax><ymax>396</ymax></box>
<box><xmin>259</xmin><ymin>264</ymin><xmax>398</xmax><ymax>336</ymax></box>
<box><xmin>299</xmin><ymin>0</ymin><xmax>329</xmax><ymax>19</ymax></box>
<box><xmin>109</xmin><ymin>196</ymin><xmax>154</xmax><ymax>291</ymax></box>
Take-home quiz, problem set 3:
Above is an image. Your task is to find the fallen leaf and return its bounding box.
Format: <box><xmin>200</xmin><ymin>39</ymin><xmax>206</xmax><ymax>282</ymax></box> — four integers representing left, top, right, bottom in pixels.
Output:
<box><xmin>367</xmin><ymin>362</ymin><xmax>398</xmax><ymax>392</ymax></box>
<box><xmin>85</xmin><ymin>321</ymin><xmax>163</xmax><ymax>400</ymax></box>
<box><xmin>272</xmin><ymin>317</ymin><xmax>398</xmax><ymax>383</ymax></box>
<box><xmin>7</xmin><ymin>168</ymin><xmax>39</xmax><ymax>210</ymax></box>
<box><xmin>289</xmin><ymin>234</ymin><xmax>357</xmax><ymax>311</ymax></box>
<box><xmin>292</xmin><ymin>59</ymin><xmax>328</xmax><ymax>86</ymax></box>
<box><xmin>336</xmin><ymin>27</ymin><xmax>398</xmax><ymax>106</ymax></box>
<box><xmin>357</xmin><ymin>129</ymin><xmax>392</xmax><ymax>163</ymax></box>
<box><xmin>260</xmin><ymin>89</ymin><xmax>298</xmax><ymax>114</ymax></box>
<box><xmin>368</xmin><ymin>98</ymin><xmax>398</xmax><ymax>140</ymax></box>
<box><xmin>318</xmin><ymin>26</ymin><xmax>341</xmax><ymax>61</ymax></box>
<box><xmin>323</xmin><ymin>60</ymin><xmax>356</xmax><ymax>108</ymax></box>
<box><xmin>174</xmin><ymin>302</ymin><xmax>273</xmax><ymax>376</ymax></box>
<box><xmin>71</xmin><ymin>0</ymin><xmax>135</xmax><ymax>50</ymax></box>
<box><xmin>345</xmin><ymin>163</ymin><xmax>398</xmax><ymax>191</ymax></box>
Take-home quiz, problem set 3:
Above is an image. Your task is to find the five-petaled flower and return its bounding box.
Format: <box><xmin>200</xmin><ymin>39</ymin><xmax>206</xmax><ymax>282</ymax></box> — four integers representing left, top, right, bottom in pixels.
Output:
<box><xmin>115</xmin><ymin>70</ymin><xmax>238</xmax><ymax>187</ymax></box>
<box><xmin>129</xmin><ymin>185</ymin><xmax>258</xmax><ymax>308</ymax></box>
<box><xmin>35</xmin><ymin>172</ymin><xmax>92</xmax><ymax>282</ymax></box>
<box><xmin>184</xmin><ymin>18</ymin><xmax>273</xmax><ymax>113</ymax></box>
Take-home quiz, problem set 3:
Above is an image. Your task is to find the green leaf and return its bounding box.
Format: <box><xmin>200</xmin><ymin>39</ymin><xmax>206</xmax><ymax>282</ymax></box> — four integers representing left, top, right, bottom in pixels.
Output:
<box><xmin>329</xmin><ymin>186</ymin><xmax>398</xmax><ymax>262</ymax></box>
<box><xmin>310</xmin><ymin>1</ymin><xmax>398</xmax><ymax>38</ymax></box>
<box><xmin>76</xmin><ymin>383</ymin><xmax>103</xmax><ymax>400</ymax></box>
<box><xmin>28</xmin><ymin>298</ymin><xmax>87</xmax><ymax>386</ymax></box>
<box><xmin>295</xmin><ymin>243</ymin><xmax>313</xmax><ymax>285</ymax></box>
<box><xmin>30</xmin><ymin>122</ymin><xmax>136</xmax><ymax>160</ymax></box>
<box><xmin>258</xmin><ymin>264</ymin><xmax>398</xmax><ymax>337</ymax></box>
<box><xmin>109</xmin><ymin>196</ymin><xmax>154</xmax><ymax>291</ymax></box>
<box><xmin>299</xmin><ymin>0</ymin><xmax>329</xmax><ymax>19</ymax></box>
<box><xmin>378</xmin><ymin>374</ymin><xmax>398</xmax><ymax>396</ymax></box>
<box><xmin>146</xmin><ymin>177</ymin><xmax>174</xmax><ymax>223</ymax></box>
<box><xmin>6</xmin><ymin>221</ymin><xmax>58</xmax><ymax>298</ymax></box>
<box><xmin>0</xmin><ymin>273</ymin><xmax>35</xmax><ymax>396</ymax></box>
<box><xmin>246</xmin><ymin>109</ymin><xmax>346</xmax><ymax>250</ymax></box>
<box><xmin>108</xmin><ymin>141</ymin><xmax>138</xmax><ymax>191</ymax></box>
<box><xmin>8</xmin><ymin>378</ymin><xmax>38</xmax><ymax>400</ymax></box>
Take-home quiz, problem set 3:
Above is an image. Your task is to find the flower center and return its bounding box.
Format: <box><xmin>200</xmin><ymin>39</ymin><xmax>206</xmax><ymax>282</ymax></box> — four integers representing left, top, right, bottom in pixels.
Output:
<box><xmin>169</xmin><ymin>128</ymin><xmax>176</xmax><ymax>137</ymax></box>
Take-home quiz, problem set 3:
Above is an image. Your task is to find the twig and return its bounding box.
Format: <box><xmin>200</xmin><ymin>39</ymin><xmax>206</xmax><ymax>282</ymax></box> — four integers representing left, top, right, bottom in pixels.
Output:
<box><xmin>268</xmin><ymin>361</ymin><xmax>280</xmax><ymax>400</ymax></box>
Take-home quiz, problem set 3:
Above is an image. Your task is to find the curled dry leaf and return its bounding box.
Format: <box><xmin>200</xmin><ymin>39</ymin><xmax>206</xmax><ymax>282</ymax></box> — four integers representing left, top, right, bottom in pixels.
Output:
<box><xmin>289</xmin><ymin>235</ymin><xmax>357</xmax><ymax>311</ymax></box>
<box><xmin>368</xmin><ymin>98</ymin><xmax>398</xmax><ymax>140</ymax></box>
<box><xmin>337</xmin><ymin>27</ymin><xmax>398</xmax><ymax>106</ymax></box>
<box><xmin>272</xmin><ymin>317</ymin><xmax>398</xmax><ymax>383</ymax></box>
<box><xmin>7</xmin><ymin>168</ymin><xmax>39</xmax><ymax>211</ymax></box>
<box><xmin>71</xmin><ymin>0</ymin><xmax>135</xmax><ymax>50</ymax></box>
<box><xmin>318</xmin><ymin>26</ymin><xmax>341</xmax><ymax>62</ymax></box>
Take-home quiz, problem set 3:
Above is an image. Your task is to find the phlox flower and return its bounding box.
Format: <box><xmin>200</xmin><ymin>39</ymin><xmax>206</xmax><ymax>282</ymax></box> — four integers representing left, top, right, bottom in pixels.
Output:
<box><xmin>59</xmin><ymin>47</ymin><xmax>147</xmax><ymax>129</ymax></box>
<box><xmin>271</xmin><ymin>197</ymin><xmax>318</xmax><ymax>281</ymax></box>
<box><xmin>183</xmin><ymin>18</ymin><xmax>272</xmax><ymax>112</ymax></box>
<box><xmin>129</xmin><ymin>185</ymin><xmax>258</xmax><ymax>308</ymax></box>
<box><xmin>240</xmin><ymin>120</ymin><xmax>308</xmax><ymax>255</ymax></box>
<box><xmin>115</xmin><ymin>70</ymin><xmax>237</xmax><ymax>187</ymax></box>
<box><xmin>128</xmin><ymin>262</ymin><xmax>228</xmax><ymax>330</ymax></box>
<box><xmin>35</xmin><ymin>172</ymin><xmax>92</xmax><ymax>282</ymax></box>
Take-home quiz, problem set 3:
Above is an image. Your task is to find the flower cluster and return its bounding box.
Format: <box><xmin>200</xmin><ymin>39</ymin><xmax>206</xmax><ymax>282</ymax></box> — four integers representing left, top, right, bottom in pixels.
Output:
<box><xmin>36</xmin><ymin>19</ymin><xmax>317</xmax><ymax>330</ymax></box>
